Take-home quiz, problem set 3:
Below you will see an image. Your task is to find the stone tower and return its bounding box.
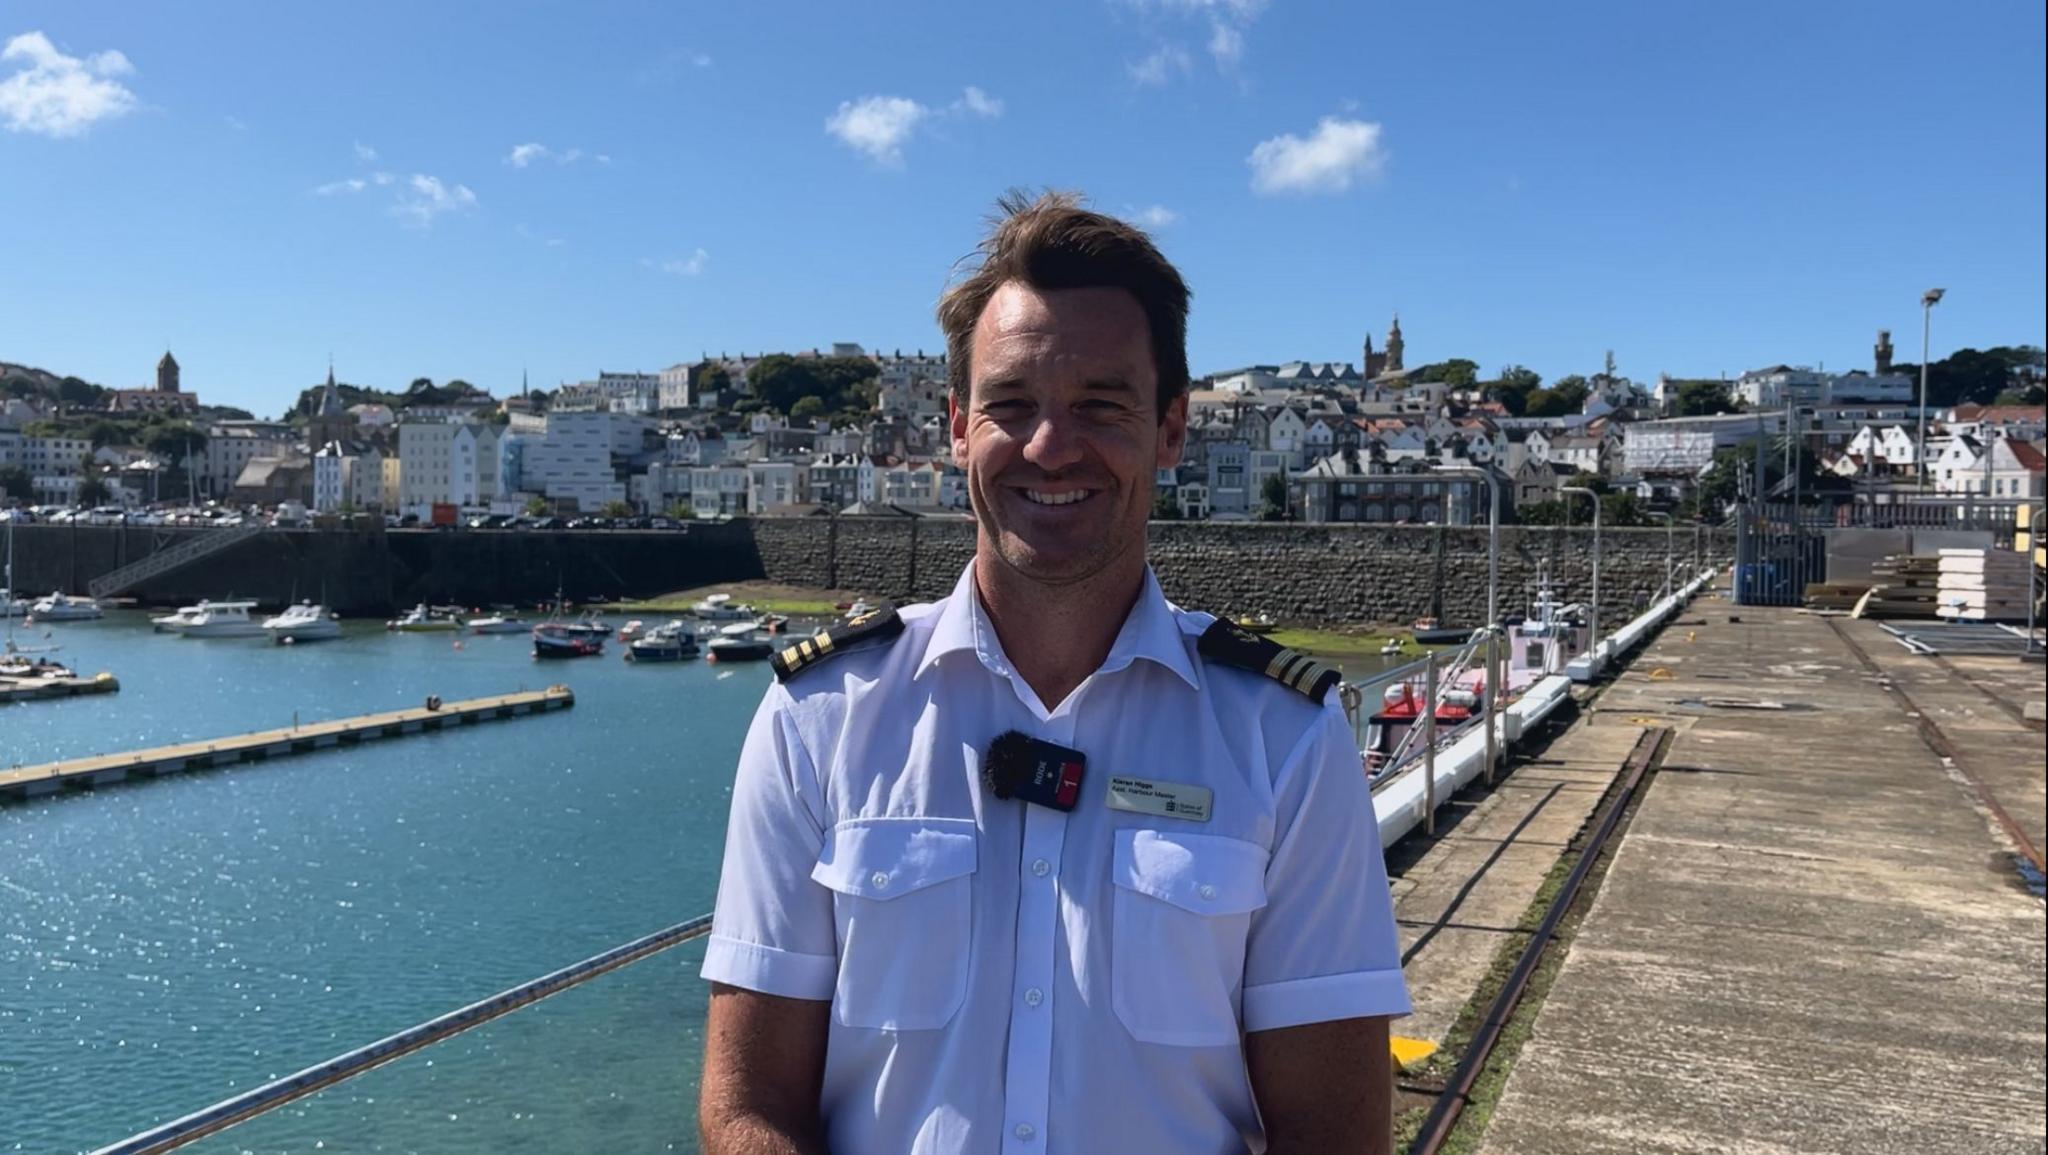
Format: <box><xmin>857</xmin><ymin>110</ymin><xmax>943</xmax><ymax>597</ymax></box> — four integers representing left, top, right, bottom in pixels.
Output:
<box><xmin>1383</xmin><ymin>315</ymin><xmax>1404</xmax><ymax>375</ymax></box>
<box><xmin>157</xmin><ymin>350</ymin><xmax>180</xmax><ymax>393</ymax></box>
<box><xmin>1875</xmin><ymin>329</ymin><xmax>1894</xmax><ymax>374</ymax></box>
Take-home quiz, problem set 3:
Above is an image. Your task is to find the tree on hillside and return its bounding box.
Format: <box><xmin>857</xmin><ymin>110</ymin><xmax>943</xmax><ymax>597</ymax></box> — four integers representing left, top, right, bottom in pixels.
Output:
<box><xmin>790</xmin><ymin>395</ymin><xmax>826</xmax><ymax>422</ymax></box>
<box><xmin>1890</xmin><ymin>346</ymin><xmax>2046</xmax><ymax>409</ymax></box>
<box><xmin>524</xmin><ymin>495</ymin><xmax>551</xmax><ymax>517</ymax></box>
<box><xmin>695</xmin><ymin>363</ymin><xmax>733</xmax><ymax>400</ymax></box>
<box><xmin>747</xmin><ymin>355</ymin><xmax>878</xmax><ymax>415</ymax></box>
<box><xmin>1</xmin><ymin>375</ymin><xmax>37</xmax><ymax>399</ymax></box>
<box><xmin>665</xmin><ymin>500</ymin><xmax>696</xmax><ymax>521</ymax></box>
<box><xmin>0</xmin><ymin>465</ymin><xmax>32</xmax><ymax>502</ymax></box>
<box><xmin>601</xmin><ymin>500</ymin><xmax>636</xmax><ymax>519</ymax></box>
<box><xmin>1151</xmin><ymin>492</ymin><xmax>1182</xmax><ymax>520</ymax></box>
<box><xmin>1410</xmin><ymin>358</ymin><xmax>1479</xmax><ymax>388</ymax></box>
<box><xmin>1482</xmin><ymin>366</ymin><xmax>1542</xmax><ymax>415</ymax></box>
<box><xmin>1673</xmin><ymin>379</ymin><xmax>1739</xmax><ymax>417</ymax></box>
<box><xmin>57</xmin><ymin>376</ymin><xmax>103</xmax><ymax>408</ymax></box>
<box><xmin>1525</xmin><ymin>376</ymin><xmax>1591</xmax><ymax>418</ymax></box>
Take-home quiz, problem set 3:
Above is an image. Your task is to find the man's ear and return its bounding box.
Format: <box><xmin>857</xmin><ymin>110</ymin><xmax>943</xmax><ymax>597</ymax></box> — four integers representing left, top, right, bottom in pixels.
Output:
<box><xmin>1157</xmin><ymin>392</ymin><xmax>1189</xmax><ymax>469</ymax></box>
<box><xmin>949</xmin><ymin>391</ymin><xmax>970</xmax><ymax>461</ymax></box>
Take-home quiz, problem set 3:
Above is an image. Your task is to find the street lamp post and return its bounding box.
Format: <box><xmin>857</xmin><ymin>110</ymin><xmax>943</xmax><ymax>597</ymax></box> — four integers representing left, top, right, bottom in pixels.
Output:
<box><xmin>1918</xmin><ymin>288</ymin><xmax>1945</xmax><ymax>492</ymax></box>
<box><xmin>1562</xmin><ymin>485</ymin><xmax>1601</xmax><ymax>671</ymax></box>
<box><xmin>1437</xmin><ymin>467</ymin><xmax>1501</xmax><ymax>630</ymax></box>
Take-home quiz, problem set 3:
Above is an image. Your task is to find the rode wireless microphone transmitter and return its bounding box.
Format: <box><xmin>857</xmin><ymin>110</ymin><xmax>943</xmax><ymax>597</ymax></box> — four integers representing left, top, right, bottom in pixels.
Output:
<box><xmin>983</xmin><ymin>730</ymin><xmax>1086</xmax><ymax>812</ymax></box>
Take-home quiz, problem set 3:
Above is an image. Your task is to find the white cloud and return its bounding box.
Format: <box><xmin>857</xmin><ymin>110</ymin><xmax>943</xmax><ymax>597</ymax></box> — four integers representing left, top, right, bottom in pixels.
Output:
<box><xmin>0</xmin><ymin>31</ymin><xmax>139</xmax><ymax>138</ymax></box>
<box><xmin>371</xmin><ymin>170</ymin><xmax>395</xmax><ymax>185</ymax></box>
<box><xmin>1207</xmin><ymin>21</ymin><xmax>1244</xmax><ymax>69</ymax></box>
<box><xmin>691</xmin><ymin>52</ymin><xmax>713</xmax><ymax>68</ymax></box>
<box><xmin>392</xmin><ymin>174</ymin><xmax>477</xmax><ymax>227</ymax></box>
<box><xmin>826</xmin><ymin>87</ymin><xmax>1002</xmax><ymax>166</ymax></box>
<box><xmin>314</xmin><ymin>178</ymin><xmax>368</xmax><ymax>196</ymax></box>
<box><xmin>651</xmin><ymin>248</ymin><xmax>711</xmax><ymax>277</ymax></box>
<box><xmin>225</xmin><ymin>114</ymin><xmax>249</xmax><ymax>132</ymax></box>
<box><xmin>1132</xmin><ymin>205</ymin><xmax>1179</xmax><ymax>228</ymax></box>
<box><xmin>826</xmin><ymin>95</ymin><xmax>928</xmax><ymax>165</ymax></box>
<box><xmin>506</xmin><ymin>141</ymin><xmax>589</xmax><ymax>168</ymax></box>
<box><xmin>956</xmin><ymin>86</ymin><xmax>1004</xmax><ymax>118</ymax></box>
<box><xmin>1127</xmin><ymin>45</ymin><xmax>1191</xmax><ymax>87</ymax></box>
<box><xmin>1247</xmin><ymin>116</ymin><xmax>1387</xmax><ymax>195</ymax></box>
<box><xmin>354</xmin><ymin>141</ymin><xmax>378</xmax><ymax>162</ymax></box>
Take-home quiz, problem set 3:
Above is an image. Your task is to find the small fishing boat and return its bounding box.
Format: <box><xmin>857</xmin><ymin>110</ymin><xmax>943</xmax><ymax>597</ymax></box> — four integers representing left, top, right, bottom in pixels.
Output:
<box><xmin>1410</xmin><ymin>617</ymin><xmax>1473</xmax><ymax>645</ymax></box>
<box><xmin>617</xmin><ymin>619</ymin><xmax>650</xmax><ymax>643</ymax></box>
<box><xmin>465</xmin><ymin>613</ymin><xmax>530</xmax><ymax>635</ymax></box>
<box><xmin>843</xmin><ymin>599</ymin><xmax>879</xmax><ymax>621</ymax></box>
<box><xmin>1363</xmin><ymin>672</ymin><xmax>1488</xmax><ymax>777</ymax></box>
<box><xmin>1380</xmin><ymin>638</ymin><xmax>1404</xmax><ymax>656</ymax></box>
<box><xmin>533</xmin><ymin>622</ymin><xmax>603</xmax><ymax>659</ymax></box>
<box><xmin>388</xmin><ymin>604</ymin><xmax>461</xmax><ymax>632</ymax></box>
<box><xmin>28</xmin><ymin>592</ymin><xmax>103</xmax><ymax>621</ymax></box>
<box><xmin>626</xmin><ymin>621</ymin><xmax>700</xmax><ymax>663</ymax></box>
<box><xmin>1236</xmin><ymin>613</ymin><xmax>1277</xmax><ymax>633</ymax></box>
<box><xmin>706</xmin><ymin>625</ymin><xmax>774</xmax><ymax>662</ymax></box>
<box><xmin>264</xmin><ymin>601</ymin><xmax>341</xmax><ymax>643</ymax></box>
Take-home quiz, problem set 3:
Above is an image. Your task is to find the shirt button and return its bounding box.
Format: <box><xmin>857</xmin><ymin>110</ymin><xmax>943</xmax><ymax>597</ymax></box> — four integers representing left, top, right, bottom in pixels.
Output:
<box><xmin>1024</xmin><ymin>987</ymin><xmax>1043</xmax><ymax>1006</ymax></box>
<box><xmin>1198</xmin><ymin>884</ymin><xmax>1217</xmax><ymax>901</ymax></box>
<box><xmin>1030</xmin><ymin>858</ymin><xmax>1050</xmax><ymax>877</ymax></box>
<box><xmin>1015</xmin><ymin>1123</ymin><xmax>1036</xmax><ymax>1141</ymax></box>
<box><xmin>870</xmin><ymin>871</ymin><xmax>889</xmax><ymax>889</ymax></box>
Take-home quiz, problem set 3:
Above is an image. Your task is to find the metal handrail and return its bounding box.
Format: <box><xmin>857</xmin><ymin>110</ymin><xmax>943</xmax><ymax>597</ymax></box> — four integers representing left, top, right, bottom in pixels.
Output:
<box><xmin>91</xmin><ymin>913</ymin><xmax>715</xmax><ymax>1155</ymax></box>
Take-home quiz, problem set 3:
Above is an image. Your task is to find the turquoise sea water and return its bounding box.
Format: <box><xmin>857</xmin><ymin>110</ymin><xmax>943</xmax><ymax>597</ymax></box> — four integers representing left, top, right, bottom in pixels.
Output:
<box><xmin>2</xmin><ymin>611</ymin><xmax>771</xmax><ymax>1153</ymax></box>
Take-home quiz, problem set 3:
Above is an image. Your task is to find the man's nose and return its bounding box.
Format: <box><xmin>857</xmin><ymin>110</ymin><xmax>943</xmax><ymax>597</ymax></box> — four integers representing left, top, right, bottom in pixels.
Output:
<box><xmin>1020</xmin><ymin>412</ymin><xmax>1086</xmax><ymax>472</ymax></box>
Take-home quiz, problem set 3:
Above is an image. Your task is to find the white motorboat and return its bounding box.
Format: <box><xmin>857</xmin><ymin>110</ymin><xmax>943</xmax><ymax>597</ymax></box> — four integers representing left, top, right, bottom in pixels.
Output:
<box><xmin>28</xmin><ymin>592</ymin><xmax>102</xmax><ymax>621</ymax></box>
<box><xmin>844</xmin><ymin>599</ymin><xmax>879</xmax><ymax>621</ymax></box>
<box><xmin>465</xmin><ymin>613</ymin><xmax>529</xmax><ymax>635</ymax></box>
<box><xmin>691</xmin><ymin>593</ymin><xmax>757</xmax><ymax>622</ymax></box>
<box><xmin>264</xmin><ymin>601</ymin><xmax>341</xmax><ymax>643</ymax></box>
<box><xmin>388</xmin><ymin>604</ymin><xmax>461</xmax><ymax>632</ymax></box>
<box><xmin>0</xmin><ymin>589</ymin><xmax>26</xmax><ymax>619</ymax></box>
<box><xmin>152</xmin><ymin>601</ymin><xmax>213</xmax><ymax>633</ymax></box>
<box><xmin>617</xmin><ymin>619</ymin><xmax>649</xmax><ymax>643</ymax></box>
<box><xmin>180</xmin><ymin>600</ymin><xmax>266</xmax><ymax>638</ymax></box>
<box><xmin>707</xmin><ymin>631</ymin><xmax>775</xmax><ymax>662</ymax></box>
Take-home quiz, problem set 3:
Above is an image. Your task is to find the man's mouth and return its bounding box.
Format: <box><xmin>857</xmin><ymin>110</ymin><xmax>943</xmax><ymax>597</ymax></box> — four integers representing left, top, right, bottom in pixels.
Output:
<box><xmin>1019</xmin><ymin>488</ymin><xmax>1098</xmax><ymax>507</ymax></box>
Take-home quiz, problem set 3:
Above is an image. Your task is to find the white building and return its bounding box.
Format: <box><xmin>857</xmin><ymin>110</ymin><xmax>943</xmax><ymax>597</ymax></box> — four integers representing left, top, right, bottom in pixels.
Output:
<box><xmin>515</xmin><ymin>411</ymin><xmax>653</xmax><ymax>512</ymax></box>
<box><xmin>398</xmin><ymin>421</ymin><xmax>501</xmax><ymax>514</ymax></box>
<box><xmin>556</xmin><ymin>372</ymin><xmax>660</xmax><ymax>415</ymax></box>
<box><xmin>747</xmin><ymin>461</ymin><xmax>805</xmax><ymax>512</ymax></box>
<box><xmin>1843</xmin><ymin>424</ymin><xmax>1918</xmax><ymax>475</ymax></box>
<box><xmin>874</xmin><ymin>350</ymin><xmax>949</xmax><ymax>417</ymax></box>
<box><xmin>312</xmin><ymin>441</ymin><xmax>388</xmax><ymax>512</ymax></box>
<box><xmin>691</xmin><ymin>461</ymin><xmax>750</xmax><ymax>517</ymax></box>
<box><xmin>658</xmin><ymin>363</ymin><xmax>697</xmax><ymax>412</ymax></box>
<box><xmin>201</xmin><ymin>421</ymin><xmax>296</xmax><ymax>499</ymax></box>
<box><xmin>1735</xmin><ymin>365</ymin><xmax>1914</xmax><ymax>409</ymax></box>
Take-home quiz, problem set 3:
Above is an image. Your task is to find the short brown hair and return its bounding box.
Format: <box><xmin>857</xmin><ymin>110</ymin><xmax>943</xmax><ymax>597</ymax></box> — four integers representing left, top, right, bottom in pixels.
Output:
<box><xmin>937</xmin><ymin>190</ymin><xmax>1191</xmax><ymax>417</ymax></box>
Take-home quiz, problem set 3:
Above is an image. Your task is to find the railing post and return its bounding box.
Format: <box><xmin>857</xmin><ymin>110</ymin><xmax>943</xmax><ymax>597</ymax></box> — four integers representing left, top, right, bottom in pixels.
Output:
<box><xmin>1423</xmin><ymin>650</ymin><xmax>1438</xmax><ymax>837</ymax></box>
<box><xmin>1483</xmin><ymin>630</ymin><xmax>1499</xmax><ymax>787</ymax></box>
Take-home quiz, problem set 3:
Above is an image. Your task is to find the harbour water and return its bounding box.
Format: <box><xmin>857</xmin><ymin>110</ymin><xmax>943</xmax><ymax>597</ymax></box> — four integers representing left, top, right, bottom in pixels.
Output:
<box><xmin>2</xmin><ymin>611</ymin><xmax>770</xmax><ymax>1153</ymax></box>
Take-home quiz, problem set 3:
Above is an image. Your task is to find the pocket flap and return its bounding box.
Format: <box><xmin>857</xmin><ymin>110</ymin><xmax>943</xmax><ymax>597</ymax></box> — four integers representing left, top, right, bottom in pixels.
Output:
<box><xmin>813</xmin><ymin>817</ymin><xmax>978</xmax><ymax>901</ymax></box>
<box><xmin>1113</xmin><ymin>828</ymin><xmax>1269</xmax><ymax>916</ymax></box>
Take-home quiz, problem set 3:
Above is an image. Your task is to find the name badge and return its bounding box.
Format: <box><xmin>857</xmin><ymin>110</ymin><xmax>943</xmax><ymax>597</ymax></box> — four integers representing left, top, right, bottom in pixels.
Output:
<box><xmin>1105</xmin><ymin>776</ymin><xmax>1213</xmax><ymax>823</ymax></box>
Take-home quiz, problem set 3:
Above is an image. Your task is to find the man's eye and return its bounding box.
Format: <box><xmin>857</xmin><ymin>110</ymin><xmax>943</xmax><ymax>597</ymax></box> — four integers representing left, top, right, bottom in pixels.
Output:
<box><xmin>984</xmin><ymin>400</ymin><xmax>1029</xmax><ymax>414</ymax></box>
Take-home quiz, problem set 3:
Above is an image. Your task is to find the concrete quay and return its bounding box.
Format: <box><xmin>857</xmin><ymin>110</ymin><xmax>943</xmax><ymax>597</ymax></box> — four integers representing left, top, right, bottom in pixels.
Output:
<box><xmin>0</xmin><ymin>672</ymin><xmax>120</xmax><ymax>704</ymax></box>
<box><xmin>1476</xmin><ymin>598</ymin><xmax>2047</xmax><ymax>1155</ymax></box>
<box><xmin>0</xmin><ymin>687</ymin><xmax>575</xmax><ymax>802</ymax></box>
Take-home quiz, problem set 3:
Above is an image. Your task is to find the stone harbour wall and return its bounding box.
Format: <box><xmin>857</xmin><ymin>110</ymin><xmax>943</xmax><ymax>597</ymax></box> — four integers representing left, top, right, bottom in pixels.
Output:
<box><xmin>17</xmin><ymin>518</ymin><xmax>1728</xmax><ymax>627</ymax></box>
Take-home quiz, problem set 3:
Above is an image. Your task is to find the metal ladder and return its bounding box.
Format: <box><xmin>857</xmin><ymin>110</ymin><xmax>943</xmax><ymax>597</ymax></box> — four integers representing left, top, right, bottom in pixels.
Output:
<box><xmin>87</xmin><ymin>523</ymin><xmax>270</xmax><ymax>600</ymax></box>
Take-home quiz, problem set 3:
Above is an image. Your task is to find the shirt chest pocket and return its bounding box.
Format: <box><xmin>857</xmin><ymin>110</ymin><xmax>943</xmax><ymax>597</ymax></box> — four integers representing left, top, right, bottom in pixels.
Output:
<box><xmin>812</xmin><ymin>817</ymin><xmax>978</xmax><ymax>1031</ymax></box>
<box><xmin>1112</xmin><ymin>828</ymin><xmax>1270</xmax><ymax>1047</ymax></box>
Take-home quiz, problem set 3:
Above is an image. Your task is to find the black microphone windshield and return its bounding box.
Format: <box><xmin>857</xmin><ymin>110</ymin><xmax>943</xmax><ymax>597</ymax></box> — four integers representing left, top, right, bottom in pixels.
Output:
<box><xmin>982</xmin><ymin>730</ymin><xmax>1034</xmax><ymax>799</ymax></box>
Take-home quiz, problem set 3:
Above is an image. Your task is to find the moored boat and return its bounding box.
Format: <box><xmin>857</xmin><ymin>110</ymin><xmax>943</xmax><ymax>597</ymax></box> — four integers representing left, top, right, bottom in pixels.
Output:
<box><xmin>691</xmin><ymin>593</ymin><xmax>756</xmax><ymax>621</ymax></box>
<box><xmin>626</xmin><ymin>621</ymin><xmax>699</xmax><ymax>662</ymax></box>
<box><xmin>533</xmin><ymin>622</ymin><xmax>603</xmax><ymax>659</ymax></box>
<box><xmin>465</xmin><ymin>613</ymin><xmax>530</xmax><ymax>635</ymax></box>
<box><xmin>263</xmin><ymin>601</ymin><xmax>341</xmax><ymax>643</ymax></box>
<box><xmin>152</xmin><ymin>601</ymin><xmax>213</xmax><ymax>633</ymax></box>
<box><xmin>28</xmin><ymin>592</ymin><xmax>103</xmax><ymax>621</ymax></box>
<box><xmin>1410</xmin><ymin>617</ymin><xmax>1473</xmax><ymax>645</ymax></box>
<box><xmin>181</xmin><ymin>600</ymin><xmax>267</xmax><ymax>638</ymax></box>
<box><xmin>388</xmin><ymin>604</ymin><xmax>461</xmax><ymax>632</ymax></box>
<box><xmin>706</xmin><ymin>628</ymin><xmax>773</xmax><ymax>662</ymax></box>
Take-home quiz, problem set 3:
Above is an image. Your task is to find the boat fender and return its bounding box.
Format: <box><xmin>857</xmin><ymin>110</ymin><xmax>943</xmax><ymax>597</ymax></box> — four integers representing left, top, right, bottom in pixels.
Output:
<box><xmin>771</xmin><ymin>609</ymin><xmax>905</xmax><ymax>683</ymax></box>
<box><xmin>1196</xmin><ymin>619</ymin><xmax>1340</xmax><ymax>705</ymax></box>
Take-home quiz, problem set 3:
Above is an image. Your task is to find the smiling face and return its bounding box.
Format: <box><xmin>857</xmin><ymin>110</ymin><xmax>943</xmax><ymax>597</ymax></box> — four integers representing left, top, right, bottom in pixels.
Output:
<box><xmin>951</xmin><ymin>281</ymin><xmax>1187</xmax><ymax>588</ymax></box>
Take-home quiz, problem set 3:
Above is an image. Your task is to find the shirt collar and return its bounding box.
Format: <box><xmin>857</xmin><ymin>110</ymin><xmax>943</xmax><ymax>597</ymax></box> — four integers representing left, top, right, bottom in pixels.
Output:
<box><xmin>917</xmin><ymin>561</ymin><xmax>1200</xmax><ymax>692</ymax></box>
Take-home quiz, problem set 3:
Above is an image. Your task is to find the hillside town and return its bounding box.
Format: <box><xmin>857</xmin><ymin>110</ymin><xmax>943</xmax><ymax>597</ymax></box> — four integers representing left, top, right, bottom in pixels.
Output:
<box><xmin>3</xmin><ymin>319</ymin><xmax>2043</xmax><ymax>527</ymax></box>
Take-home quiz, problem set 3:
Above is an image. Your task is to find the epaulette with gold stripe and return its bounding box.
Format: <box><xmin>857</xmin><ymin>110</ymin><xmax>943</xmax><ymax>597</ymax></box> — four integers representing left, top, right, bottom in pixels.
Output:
<box><xmin>1195</xmin><ymin>618</ymin><xmax>1341</xmax><ymax>704</ymax></box>
<box><xmin>771</xmin><ymin>609</ymin><xmax>906</xmax><ymax>683</ymax></box>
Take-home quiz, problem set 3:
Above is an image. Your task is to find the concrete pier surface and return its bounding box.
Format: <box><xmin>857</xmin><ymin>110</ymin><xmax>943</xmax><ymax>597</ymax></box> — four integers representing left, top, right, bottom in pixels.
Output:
<box><xmin>0</xmin><ymin>687</ymin><xmax>575</xmax><ymax>801</ymax></box>
<box><xmin>1477</xmin><ymin>598</ymin><xmax>2047</xmax><ymax>1155</ymax></box>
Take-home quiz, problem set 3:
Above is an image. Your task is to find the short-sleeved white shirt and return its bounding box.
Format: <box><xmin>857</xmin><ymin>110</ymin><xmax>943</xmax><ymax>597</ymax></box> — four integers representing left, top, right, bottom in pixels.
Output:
<box><xmin>701</xmin><ymin>563</ymin><xmax>1410</xmax><ymax>1154</ymax></box>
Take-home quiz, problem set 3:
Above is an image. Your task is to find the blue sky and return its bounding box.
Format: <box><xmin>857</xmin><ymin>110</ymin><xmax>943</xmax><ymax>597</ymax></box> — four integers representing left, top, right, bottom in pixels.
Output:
<box><xmin>3</xmin><ymin>0</ymin><xmax>2043</xmax><ymax>417</ymax></box>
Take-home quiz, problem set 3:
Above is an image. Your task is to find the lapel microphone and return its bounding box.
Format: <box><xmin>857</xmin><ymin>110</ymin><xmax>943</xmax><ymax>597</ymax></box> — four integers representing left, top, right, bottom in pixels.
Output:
<box><xmin>983</xmin><ymin>731</ymin><xmax>1087</xmax><ymax>812</ymax></box>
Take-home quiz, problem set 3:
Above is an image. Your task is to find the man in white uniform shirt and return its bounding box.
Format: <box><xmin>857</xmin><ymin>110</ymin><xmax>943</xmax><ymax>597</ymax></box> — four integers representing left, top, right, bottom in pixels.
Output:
<box><xmin>699</xmin><ymin>192</ymin><xmax>1409</xmax><ymax>1154</ymax></box>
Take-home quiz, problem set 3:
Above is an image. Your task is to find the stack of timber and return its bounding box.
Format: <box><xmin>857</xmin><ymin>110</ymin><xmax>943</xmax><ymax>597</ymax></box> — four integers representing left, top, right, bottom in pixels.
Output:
<box><xmin>1934</xmin><ymin>547</ymin><xmax>2033</xmax><ymax>622</ymax></box>
<box><xmin>1853</xmin><ymin>554</ymin><xmax>1941</xmax><ymax>619</ymax></box>
<box><xmin>1804</xmin><ymin>580</ymin><xmax>1873</xmax><ymax>612</ymax></box>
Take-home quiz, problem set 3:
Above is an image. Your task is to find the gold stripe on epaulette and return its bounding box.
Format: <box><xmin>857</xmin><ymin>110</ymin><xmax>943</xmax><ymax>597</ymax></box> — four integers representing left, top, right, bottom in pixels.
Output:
<box><xmin>1264</xmin><ymin>650</ymin><xmax>1295</xmax><ymax>682</ymax></box>
<box><xmin>777</xmin><ymin>644</ymin><xmax>805</xmax><ymax>668</ymax></box>
<box><xmin>1292</xmin><ymin>660</ymin><xmax>1336</xmax><ymax>695</ymax></box>
<box><xmin>815</xmin><ymin>632</ymin><xmax>835</xmax><ymax>654</ymax></box>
